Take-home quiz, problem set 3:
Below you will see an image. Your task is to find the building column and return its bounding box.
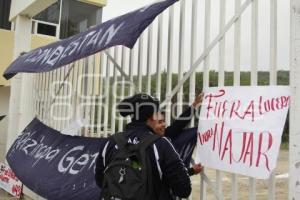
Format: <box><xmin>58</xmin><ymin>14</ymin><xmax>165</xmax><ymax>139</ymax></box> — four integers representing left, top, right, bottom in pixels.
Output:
<box><xmin>289</xmin><ymin>0</ymin><xmax>300</xmax><ymax>199</ymax></box>
<box><xmin>6</xmin><ymin>14</ymin><xmax>45</xmax><ymax>200</ymax></box>
<box><xmin>6</xmin><ymin>15</ymin><xmax>32</xmax><ymax>152</ymax></box>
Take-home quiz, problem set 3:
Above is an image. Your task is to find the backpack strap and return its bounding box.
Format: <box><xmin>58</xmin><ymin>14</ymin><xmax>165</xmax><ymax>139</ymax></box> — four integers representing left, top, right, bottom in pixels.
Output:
<box><xmin>112</xmin><ymin>132</ymin><xmax>128</xmax><ymax>149</ymax></box>
<box><xmin>113</xmin><ymin>131</ymin><xmax>160</xmax><ymax>151</ymax></box>
<box><xmin>134</xmin><ymin>133</ymin><xmax>160</xmax><ymax>150</ymax></box>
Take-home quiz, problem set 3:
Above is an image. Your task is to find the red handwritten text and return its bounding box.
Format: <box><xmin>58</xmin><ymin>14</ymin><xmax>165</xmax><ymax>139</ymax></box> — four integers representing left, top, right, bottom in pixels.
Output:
<box><xmin>205</xmin><ymin>90</ymin><xmax>290</xmax><ymax>122</ymax></box>
<box><xmin>198</xmin><ymin>122</ymin><xmax>273</xmax><ymax>170</ymax></box>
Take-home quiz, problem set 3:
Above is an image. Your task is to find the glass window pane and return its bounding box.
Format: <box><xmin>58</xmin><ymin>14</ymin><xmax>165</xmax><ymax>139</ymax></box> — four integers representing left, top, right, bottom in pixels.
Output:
<box><xmin>33</xmin><ymin>1</ymin><xmax>60</xmax><ymax>24</ymax></box>
<box><xmin>0</xmin><ymin>0</ymin><xmax>12</xmax><ymax>30</ymax></box>
<box><xmin>60</xmin><ymin>0</ymin><xmax>102</xmax><ymax>39</ymax></box>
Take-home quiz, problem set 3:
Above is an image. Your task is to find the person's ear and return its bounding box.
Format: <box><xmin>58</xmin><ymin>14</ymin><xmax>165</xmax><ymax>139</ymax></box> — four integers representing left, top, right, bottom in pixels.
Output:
<box><xmin>149</xmin><ymin>115</ymin><xmax>155</xmax><ymax>121</ymax></box>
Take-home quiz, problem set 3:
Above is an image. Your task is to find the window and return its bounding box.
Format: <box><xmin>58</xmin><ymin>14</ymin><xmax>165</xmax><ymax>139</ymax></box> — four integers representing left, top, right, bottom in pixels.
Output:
<box><xmin>0</xmin><ymin>0</ymin><xmax>12</xmax><ymax>30</ymax></box>
<box><xmin>60</xmin><ymin>0</ymin><xmax>102</xmax><ymax>39</ymax></box>
<box><xmin>33</xmin><ymin>1</ymin><xmax>60</xmax><ymax>24</ymax></box>
<box><xmin>32</xmin><ymin>1</ymin><xmax>60</xmax><ymax>37</ymax></box>
<box><xmin>32</xmin><ymin>0</ymin><xmax>103</xmax><ymax>39</ymax></box>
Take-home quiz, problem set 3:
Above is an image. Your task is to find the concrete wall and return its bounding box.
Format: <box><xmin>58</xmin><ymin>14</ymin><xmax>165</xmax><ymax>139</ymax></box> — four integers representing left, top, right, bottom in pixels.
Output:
<box><xmin>0</xmin><ymin>86</ymin><xmax>10</xmax><ymax>162</ymax></box>
<box><xmin>31</xmin><ymin>34</ymin><xmax>57</xmax><ymax>49</ymax></box>
<box><xmin>0</xmin><ymin>29</ymin><xmax>58</xmax><ymax>87</ymax></box>
<box><xmin>0</xmin><ymin>29</ymin><xmax>14</xmax><ymax>86</ymax></box>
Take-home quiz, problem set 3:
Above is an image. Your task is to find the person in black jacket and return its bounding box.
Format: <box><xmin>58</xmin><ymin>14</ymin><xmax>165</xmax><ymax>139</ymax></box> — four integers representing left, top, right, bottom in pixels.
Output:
<box><xmin>151</xmin><ymin>93</ymin><xmax>204</xmax><ymax>176</ymax></box>
<box><xmin>95</xmin><ymin>94</ymin><xmax>191</xmax><ymax>200</ymax></box>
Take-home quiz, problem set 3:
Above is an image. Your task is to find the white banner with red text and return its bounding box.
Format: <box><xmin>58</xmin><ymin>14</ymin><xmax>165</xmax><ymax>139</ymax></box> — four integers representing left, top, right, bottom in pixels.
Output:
<box><xmin>0</xmin><ymin>162</ymin><xmax>22</xmax><ymax>198</ymax></box>
<box><xmin>195</xmin><ymin>86</ymin><xmax>290</xmax><ymax>179</ymax></box>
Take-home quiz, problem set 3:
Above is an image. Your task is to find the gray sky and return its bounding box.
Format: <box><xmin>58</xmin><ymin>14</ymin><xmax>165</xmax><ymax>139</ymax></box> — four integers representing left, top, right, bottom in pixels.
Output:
<box><xmin>103</xmin><ymin>0</ymin><xmax>155</xmax><ymax>20</ymax></box>
<box><xmin>102</xmin><ymin>0</ymin><xmax>290</xmax><ymax>71</ymax></box>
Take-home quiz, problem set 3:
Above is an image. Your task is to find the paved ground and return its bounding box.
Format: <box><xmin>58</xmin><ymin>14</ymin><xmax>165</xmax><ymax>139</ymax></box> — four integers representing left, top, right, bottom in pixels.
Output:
<box><xmin>0</xmin><ymin>188</ymin><xmax>20</xmax><ymax>200</ymax></box>
<box><xmin>0</xmin><ymin>150</ymin><xmax>288</xmax><ymax>200</ymax></box>
<box><xmin>0</xmin><ymin>188</ymin><xmax>32</xmax><ymax>200</ymax></box>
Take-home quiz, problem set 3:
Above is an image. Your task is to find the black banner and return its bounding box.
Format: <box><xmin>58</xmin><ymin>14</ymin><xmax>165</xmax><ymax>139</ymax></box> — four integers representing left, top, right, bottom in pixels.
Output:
<box><xmin>3</xmin><ymin>0</ymin><xmax>178</xmax><ymax>80</ymax></box>
<box><xmin>6</xmin><ymin>118</ymin><xmax>197</xmax><ymax>200</ymax></box>
<box><xmin>0</xmin><ymin>115</ymin><xmax>6</xmax><ymax>121</ymax></box>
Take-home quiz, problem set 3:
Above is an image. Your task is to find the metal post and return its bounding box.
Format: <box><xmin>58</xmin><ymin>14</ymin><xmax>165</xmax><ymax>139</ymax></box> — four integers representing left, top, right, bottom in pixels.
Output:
<box><xmin>165</xmin><ymin>5</ymin><xmax>174</xmax><ymax>125</ymax></box>
<box><xmin>177</xmin><ymin>0</ymin><xmax>186</xmax><ymax>115</ymax></box>
<box><xmin>289</xmin><ymin>0</ymin><xmax>300</xmax><ymax>199</ymax></box>
<box><xmin>156</xmin><ymin>14</ymin><xmax>163</xmax><ymax>99</ymax></box>
<box><xmin>268</xmin><ymin>0</ymin><xmax>278</xmax><ymax>199</ymax></box>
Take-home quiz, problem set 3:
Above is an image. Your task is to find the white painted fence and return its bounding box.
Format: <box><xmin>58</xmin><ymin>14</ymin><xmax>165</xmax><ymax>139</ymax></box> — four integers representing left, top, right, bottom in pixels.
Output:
<box><xmin>20</xmin><ymin>0</ymin><xmax>297</xmax><ymax>199</ymax></box>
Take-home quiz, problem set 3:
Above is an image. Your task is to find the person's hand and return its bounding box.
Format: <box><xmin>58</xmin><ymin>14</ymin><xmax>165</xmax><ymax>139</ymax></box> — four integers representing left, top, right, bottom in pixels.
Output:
<box><xmin>192</xmin><ymin>163</ymin><xmax>202</xmax><ymax>175</ymax></box>
<box><xmin>192</xmin><ymin>93</ymin><xmax>204</xmax><ymax>108</ymax></box>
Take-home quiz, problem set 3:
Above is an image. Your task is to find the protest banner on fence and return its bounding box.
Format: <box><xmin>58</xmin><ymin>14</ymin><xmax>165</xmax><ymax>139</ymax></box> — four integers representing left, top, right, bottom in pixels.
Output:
<box><xmin>6</xmin><ymin>118</ymin><xmax>196</xmax><ymax>200</ymax></box>
<box><xmin>0</xmin><ymin>162</ymin><xmax>22</xmax><ymax>198</ymax></box>
<box><xmin>195</xmin><ymin>86</ymin><xmax>290</xmax><ymax>179</ymax></box>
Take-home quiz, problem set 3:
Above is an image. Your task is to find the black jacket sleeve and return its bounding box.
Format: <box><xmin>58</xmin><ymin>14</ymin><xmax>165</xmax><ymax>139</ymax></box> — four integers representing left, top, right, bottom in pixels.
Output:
<box><xmin>188</xmin><ymin>167</ymin><xmax>195</xmax><ymax>176</ymax></box>
<box><xmin>158</xmin><ymin>137</ymin><xmax>191</xmax><ymax>198</ymax></box>
<box><xmin>165</xmin><ymin>107</ymin><xmax>195</xmax><ymax>140</ymax></box>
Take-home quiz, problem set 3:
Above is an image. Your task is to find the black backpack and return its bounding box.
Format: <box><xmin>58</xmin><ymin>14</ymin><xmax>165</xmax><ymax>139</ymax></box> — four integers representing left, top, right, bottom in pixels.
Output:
<box><xmin>100</xmin><ymin>132</ymin><xmax>160</xmax><ymax>200</ymax></box>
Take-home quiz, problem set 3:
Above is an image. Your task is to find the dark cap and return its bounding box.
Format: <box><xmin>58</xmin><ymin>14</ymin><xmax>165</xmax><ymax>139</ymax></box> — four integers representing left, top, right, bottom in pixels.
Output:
<box><xmin>117</xmin><ymin>93</ymin><xmax>160</xmax><ymax>122</ymax></box>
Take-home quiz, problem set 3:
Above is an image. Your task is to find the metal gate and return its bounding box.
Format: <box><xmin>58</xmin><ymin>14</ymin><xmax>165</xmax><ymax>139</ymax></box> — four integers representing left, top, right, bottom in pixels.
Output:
<box><xmin>29</xmin><ymin>0</ymin><xmax>293</xmax><ymax>199</ymax></box>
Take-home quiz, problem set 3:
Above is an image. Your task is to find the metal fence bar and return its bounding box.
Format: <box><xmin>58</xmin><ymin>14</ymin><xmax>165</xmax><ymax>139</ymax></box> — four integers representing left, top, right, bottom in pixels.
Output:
<box><xmin>200</xmin><ymin>168</ymin><xmax>206</xmax><ymax>200</ymax></box>
<box><xmin>44</xmin><ymin>71</ymin><xmax>51</xmax><ymax>125</ymax></box>
<box><xmin>219</xmin><ymin>0</ymin><xmax>226</xmax><ymax>87</ymax></box>
<box><xmin>129</xmin><ymin>48</ymin><xmax>135</xmax><ymax>96</ymax></box>
<box><xmin>58</xmin><ymin>67</ymin><xmax>65</xmax><ymax>131</ymax></box>
<box><xmin>234</xmin><ymin>0</ymin><xmax>241</xmax><ymax>86</ymax></box>
<box><xmin>200</xmin><ymin>0</ymin><xmax>212</xmax><ymax>198</ymax></box>
<box><xmin>251</xmin><ymin>0</ymin><xmax>258</xmax><ymax>86</ymax></box>
<box><xmin>203</xmin><ymin>0</ymin><xmax>211</xmax><ymax>91</ymax></box>
<box><xmin>289</xmin><ymin>1</ymin><xmax>300</xmax><ymax>199</ymax></box>
<box><xmin>156</xmin><ymin>14</ymin><xmax>163</xmax><ymax>99</ymax></box>
<box><xmin>177</xmin><ymin>0</ymin><xmax>186</xmax><ymax>115</ymax></box>
<box><xmin>67</xmin><ymin>66</ymin><xmax>73</xmax><ymax>130</ymax></box>
<box><xmin>216</xmin><ymin>0</ymin><xmax>226</xmax><ymax>198</ymax></box>
<box><xmin>103</xmin><ymin>50</ymin><xmax>111</xmax><ymax>135</ymax></box>
<box><xmin>147</xmin><ymin>24</ymin><xmax>153</xmax><ymax>94</ymax></box>
<box><xmin>96</xmin><ymin>53</ymin><xmax>104</xmax><ymax>137</ymax></box>
<box><xmin>54</xmin><ymin>67</ymin><xmax>61</xmax><ymax>130</ymax></box>
<box><xmin>51</xmin><ymin>69</ymin><xmax>57</xmax><ymax>130</ymax></box>
<box><xmin>127</xmin><ymin>48</ymin><xmax>136</xmax><ymax>124</ymax></box>
<box><xmin>165</xmin><ymin>5</ymin><xmax>174</xmax><ymax>125</ymax></box>
<box><xmin>189</xmin><ymin>0</ymin><xmax>198</xmax><ymax>127</ymax></box>
<box><xmin>49</xmin><ymin>70</ymin><xmax>55</xmax><ymax>127</ymax></box>
<box><xmin>69</xmin><ymin>61</ymin><xmax>77</xmax><ymax>133</ymax></box>
<box><xmin>80</xmin><ymin>58</ymin><xmax>90</xmax><ymax>136</ymax></box>
<box><xmin>36</xmin><ymin>73</ymin><xmax>42</xmax><ymax>119</ymax></box>
<box><xmin>111</xmin><ymin>48</ymin><xmax>117</xmax><ymax>134</ymax></box>
<box><xmin>62</xmin><ymin>66</ymin><xmax>68</xmax><ymax>130</ymax></box>
<box><xmin>92</xmin><ymin>55</ymin><xmax>100</xmax><ymax>137</ymax></box>
<box><xmin>74</xmin><ymin>61</ymin><xmax>81</xmax><ymax>135</ymax></box>
<box><xmin>118</xmin><ymin>47</ymin><xmax>126</xmax><ymax>132</ymax></box>
<box><xmin>249</xmin><ymin>0</ymin><xmax>258</xmax><ymax>199</ymax></box>
<box><xmin>41</xmin><ymin>72</ymin><xmax>47</xmax><ymax>123</ymax></box>
<box><xmin>270</xmin><ymin>0</ymin><xmax>278</xmax><ymax>86</ymax></box>
<box><xmin>268</xmin><ymin>0</ymin><xmax>278</xmax><ymax>199</ymax></box>
<box><xmin>201</xmin><ymin>172</ymin><xmax>223</xmax><ymax>200</ymax></box>
<box><xmin>33</xmin><ymin>75</ymin><xmax>38</xmax><ymax>118</ymax></box>
<box><xmin>89</xmin><ymin>55</ymin><xmax>97</xmax><ymax>137</ymax></box>
<box><xmin>138</xmin><ymin>34</ymin><xmax>144</xmax><ymax>92</ymax></box>
<box><xmin>232</xmin><ymin>0</ymin><xmax>242</xmax><ymax>198</ymax></box>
